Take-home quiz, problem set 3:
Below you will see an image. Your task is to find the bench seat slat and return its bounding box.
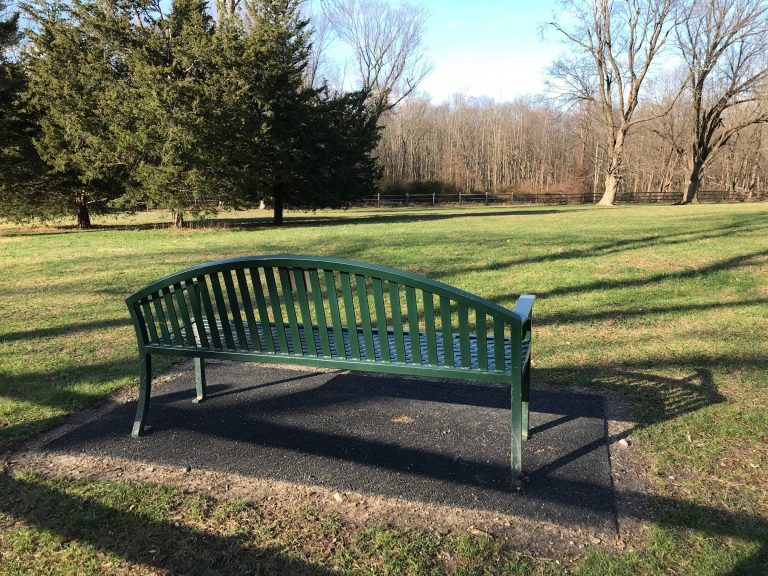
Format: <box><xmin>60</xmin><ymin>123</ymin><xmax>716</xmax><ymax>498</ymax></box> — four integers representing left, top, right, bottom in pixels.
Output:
<box><xmin>163</xmin><ymin>320</ymin><xmax>528</xmax><ymax>375</ymax></box>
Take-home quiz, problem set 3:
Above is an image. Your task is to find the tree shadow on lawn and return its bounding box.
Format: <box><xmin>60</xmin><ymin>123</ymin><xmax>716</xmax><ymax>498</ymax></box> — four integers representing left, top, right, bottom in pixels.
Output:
<box><xmin>0</xmin><ymin>356</ymin><xmax>168</xmax><ymax>453</ymax></box>
<box><xmin>488</xmin><ymin>247</ymin><xmax>767</xmax><ymax>304</ymax></box>
<box><xmin>1</xmin><ymin>207</ymin><xmax>571</xmax><ymax>237</ymax></box>
<box><xmin>0</xmin><ymin>317</ymin><xmax>129</xmax><ymax>343</ymax></box>
<box><xmin>534</xmin><ymin>297</ymin><xmax>768</xmax><ymax>327</ymax></box>
<box><xmin>429</xmin><ymin>217</ymin><xmax>768</xmax><ymax>282</ymax></box>
<box><xmin>0</xmin><ymin>472</ymin><xmax>765</xmax><ymax>575</ymax></box>
<box><xmin>0</xmin><ymin>471</ymin><xmax>336</xmax><ymax>576</ymax></box>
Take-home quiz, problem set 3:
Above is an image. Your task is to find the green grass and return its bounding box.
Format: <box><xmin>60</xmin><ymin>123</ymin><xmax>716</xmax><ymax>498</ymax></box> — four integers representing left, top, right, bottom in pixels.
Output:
<box><xmin>1</xmin><ymin>204</ymin><xmax>767</xmax><ymax>574</ymax></box>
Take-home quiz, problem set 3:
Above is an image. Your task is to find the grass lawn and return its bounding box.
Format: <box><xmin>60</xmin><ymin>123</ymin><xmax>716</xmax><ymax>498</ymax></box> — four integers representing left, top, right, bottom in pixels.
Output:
<box><xmin>1</xmin><ymin>203</ymin><xmax>767</xmax><ymax>574</ymax></box>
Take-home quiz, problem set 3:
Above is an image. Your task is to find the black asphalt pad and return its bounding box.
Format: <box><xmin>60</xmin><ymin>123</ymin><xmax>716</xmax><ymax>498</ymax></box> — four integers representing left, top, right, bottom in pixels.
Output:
<box><xmin>44</xmin><ymin>361</ymin><xmax>617</xmax><ymax>533</ymax></box>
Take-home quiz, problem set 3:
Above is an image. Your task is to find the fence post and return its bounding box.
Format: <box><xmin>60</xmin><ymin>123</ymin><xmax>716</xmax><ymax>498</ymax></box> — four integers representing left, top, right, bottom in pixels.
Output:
<box><xmin>433</xmin><ymin>191</ymin><xmax>436</xmax><ymax>205</ymax></box>
<box><xmin>377</xmin><ymin>191</ymin><xmax>380</xmax><ymax>207</ymax></box>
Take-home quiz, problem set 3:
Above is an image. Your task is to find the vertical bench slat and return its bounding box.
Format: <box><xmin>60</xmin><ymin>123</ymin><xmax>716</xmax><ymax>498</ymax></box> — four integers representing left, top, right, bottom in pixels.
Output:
<box><xmin>173</xmin><ymin>282</ymin><xmax>196</xmax><ymax>348</ymax></box>
<box><xmin>236</xmin><ymin>269</ymin><xmax>261</xmax><ymax>352</ymax></box>
<box><xmin>324</xmin><ymin>271</ymin><xmax>345</xmax><ymax>358</ymax></box>
<box><xmin>423</xmin><ymin>292</ymin><xmax>438</xmax><ymax>365</ymax></box>
<box><xmin>196</xmin><ymin>276</ymin><xmax>222</xmax><ymax>350</ymax></box>
<box><xmin>292</xmin><ymin>269</ymin><xmax>317</xmax><ymax>356</ymax></box>
<box><xmin>440</xmin><ymin>296</ymin><xmax>454</xmax><ymax>367</ymax></box>
<box><xmin>493</xmin><ymin>317</ymin><xmax>506</xmax><ymax>373</ymax></box>
<box><xmin>162</xmin><ymin>288</ymin><xmax>185</xmax><ymax>347</ymax></box>
<box><xmin>458</xmin><ymin>303</ymin><xmax>471</xmax><ymax>368</ymax></box>
<box><xmin>278</xmin><ymin>268</ymin><xmax>302</xmax><ymax>354</ymax></box>
<box><xmin>372</xmin><ymin>278</ymin><xmax>391</xmax><ymax>362</ymax></box>
<box><xmin>405</xmin><ymin>286</ymin><xmax>422</xmax><ymax>365</ymax></box>
<box><xmin>340</xmin><ymin>272</ymin><xmax>361</xmax><ymax>359</ymax></box>
<box><xmin>151</xmin><ymin>295</ymin><xmax>171</xmax><ymax>345</ymax></box>
<box><xmin>476</xmin><ymin>311</ymin><xmax>488</xmax><ymax>371</ymax></box>
<box><xmin>209</xmin><ymin>273</ymin><xmax>235</xmax><ymax>351</ymax></box>
<box><xmin>249</xmin><ymin>268</ymin><xmax>275</xmax><ymax>353</ymax></box>
<box><xmin>185</xmin><ymin>281</ymin><xmax>209</xmax><ymax>349</ymax></box>
<box><xmin>222</xmin><ymin>271</ymin><xmax>248</xmax><ymax>351</ymax></box>
<box><xmin>309</xmin><ymin>270</ymin><xmax>331</xmax><ymax>357</ymax></box>
<box><xmin>140</xmin><ymin>300</ymin><xmax>160</xmax><ymax>343</ymax></box>
<box><xmin>388</xmin><ymin>282</ymin><xmax>406</xmax><ymax>363</ymax></box>
<box><xmin>263</xmin><ymin>267</ymin><xmax>289</xmax><ymax>353</ymax></box>
<box><xmin>356</xmin><ymin>275</ymin><xmax>376</xmax><ymax>360</ymax></box>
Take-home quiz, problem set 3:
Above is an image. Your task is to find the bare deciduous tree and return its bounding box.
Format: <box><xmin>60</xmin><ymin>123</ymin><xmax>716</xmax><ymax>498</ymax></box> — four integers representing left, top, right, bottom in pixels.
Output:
<box><xmin>321</xmin><ymin>0</ymin><xmax>430</xmax><ymax>119</ymax></box>
<box><xmin>676</xmin><ymin>0</ymin><xmax>768</xmax><ymax>203</ymax></box>
<box><xmin>548</xmin><ymin>0</ymin><xmax>680</xmax><ymax>205</ymax></box>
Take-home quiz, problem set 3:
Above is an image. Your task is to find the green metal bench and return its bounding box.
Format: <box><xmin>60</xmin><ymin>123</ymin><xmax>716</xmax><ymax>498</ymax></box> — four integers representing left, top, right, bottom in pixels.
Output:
<box><xmin>126</xmin><ymin>255</ymin><xmax>534</xmax><ymax>483</ymax></box>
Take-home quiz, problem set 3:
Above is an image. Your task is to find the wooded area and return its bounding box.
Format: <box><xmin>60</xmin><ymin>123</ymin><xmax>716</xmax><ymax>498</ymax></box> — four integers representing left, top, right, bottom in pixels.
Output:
<box><xmin>1</xmin><ymin>0</ymin><xmax>766</xmax><ymax>228</ymax></box>
<box><xmin>376</xmin><ymin>95</ymin><xmax>768</xmax><ymax>202</ymax></box>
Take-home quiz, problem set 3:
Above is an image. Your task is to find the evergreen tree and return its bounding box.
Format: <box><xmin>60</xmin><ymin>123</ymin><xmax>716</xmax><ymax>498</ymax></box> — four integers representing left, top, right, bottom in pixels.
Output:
<box><xmin>244</xmin><ymin>0</ymin><xmax>380</xmax><ymax>225</ymax></box>
<box><xmin>121</xmin><ymin>0</ymin><xmax>221</xmax><ymax>227</ymax></box>
<box><xmin>0</xmin><ymin>1</ymin><xmax>24</xmax><ymax>184</ymax></box>
<box><xmin>243</xmin><ymin>0</ymin><xmax>318</xmax><ymax>225</ymax></box>
<box><xmin>109</xmin><ymin>0</ymin><xmax>257</xmax><ymax>226</ymax></box>
<box><xmin>21</xmin><ymin>0</ymin><xmax>132</xmax><ymax>227</ymax></box>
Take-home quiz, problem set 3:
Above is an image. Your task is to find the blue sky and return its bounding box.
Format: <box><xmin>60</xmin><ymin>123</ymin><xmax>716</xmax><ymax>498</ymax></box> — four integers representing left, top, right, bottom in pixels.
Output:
<box><xmin>419</xmin><ymin>0</ymin><xmax>563</xmax><ymax>102</ymax></box>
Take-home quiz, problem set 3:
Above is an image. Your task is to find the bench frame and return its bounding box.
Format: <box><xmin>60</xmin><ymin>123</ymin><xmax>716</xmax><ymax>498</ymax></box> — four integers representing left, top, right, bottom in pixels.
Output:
<box><xmin>126</xmin><ymin>255</ymin><xmax>534</xmax><ymax>483</ymax></box>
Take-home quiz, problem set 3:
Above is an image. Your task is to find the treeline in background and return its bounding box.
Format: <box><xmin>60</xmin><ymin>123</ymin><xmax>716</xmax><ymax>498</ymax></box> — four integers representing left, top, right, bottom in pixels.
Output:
<box><xmin>376</xmin><ymin>95</ymin><xmax>768</xmax><ymax>205</ymax></box>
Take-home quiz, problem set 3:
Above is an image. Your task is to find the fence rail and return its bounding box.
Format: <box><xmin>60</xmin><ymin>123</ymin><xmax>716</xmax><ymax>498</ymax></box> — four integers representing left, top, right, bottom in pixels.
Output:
<box><xmin>365</xmin><ymin>189</ymin><xmax>767</xmax><ymax>207</ymax></box>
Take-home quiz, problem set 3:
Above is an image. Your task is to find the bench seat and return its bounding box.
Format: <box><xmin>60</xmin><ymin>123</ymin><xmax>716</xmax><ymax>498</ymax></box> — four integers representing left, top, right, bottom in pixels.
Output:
<box><xmin>155</xmin><ymin>320</ymin><xmax>530</xmax><ymax>375</ymax></box>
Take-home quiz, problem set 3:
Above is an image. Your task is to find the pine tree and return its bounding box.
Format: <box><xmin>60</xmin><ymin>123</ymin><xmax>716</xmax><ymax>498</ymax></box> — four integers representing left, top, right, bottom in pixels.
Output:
<box><xmin>21</xmin><ymin>0</ymin><xmax>132</xmax><ymax>227</ymax></box>
<box><xmin>0</xmin><ymin>1</ymin><xmax>24</xmax><ymax>183</ymax></box>
<box><xmin>243</xmin><ymin>0</ymin><xmax>380</xmax><ymax>225</ymax></box>
<box><xmin>243</xmin><ymin>0</ymin><xmax>318</xmax><ymax>225</ymax></box>
<box><xmin>110</xmin><ymin>0</ymin><xmax>257</xmax><ymax>227</ymax></box>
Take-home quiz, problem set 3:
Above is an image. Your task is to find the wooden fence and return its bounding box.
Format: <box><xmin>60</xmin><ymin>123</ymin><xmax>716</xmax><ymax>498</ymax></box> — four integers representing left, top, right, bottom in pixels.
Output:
<box><xmin>365</xmin><ymin>189</ymin><xmax>767</xmax><ymax>207</ymax></box>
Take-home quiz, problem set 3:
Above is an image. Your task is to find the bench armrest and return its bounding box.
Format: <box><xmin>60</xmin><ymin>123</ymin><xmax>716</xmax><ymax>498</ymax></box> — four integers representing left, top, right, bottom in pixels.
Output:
<box><xmin>513</xmin><ymin>294</ymin><xmax>535</xmax><ymax>323</ymax></box>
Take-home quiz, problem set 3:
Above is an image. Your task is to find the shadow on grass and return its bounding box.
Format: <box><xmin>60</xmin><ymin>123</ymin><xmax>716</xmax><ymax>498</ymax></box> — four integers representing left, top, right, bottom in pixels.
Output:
<box><xmin>2</xmin><ymin>207</ymin><xmax>570</xmax><ymax>237</ymax></box>
<box><xmin>431</xmin><ymin>217</ymin><xmax>768</xmax><ymax>282</ymax></box>
<box><xmin>0</xmin><ymin>318</ymin><xmax>129</xmax><ymax>343</ymax></box>
<box><xmin>0</xmin><ymin>471</ymin><xmax>335</xmax><ymax>576</ymax></box>
<box><xmin>535</xmin><ymin>297</ymin><xmax>768</xmax><ymax>326</ymax></box>
<box><xmin>0</xmin><ymin>355</ymin><xmax>174</xmax><ymax>452</ymax></box>
<box><xmin>484</xmin><ymin>248</ymin><xmax>767</xmax><ymax>305</ymax></box>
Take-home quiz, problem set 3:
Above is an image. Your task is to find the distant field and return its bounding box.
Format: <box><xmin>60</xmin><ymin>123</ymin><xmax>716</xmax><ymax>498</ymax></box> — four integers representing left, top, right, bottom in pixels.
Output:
<box><xmin>1</xmin><ymin>204</ymin><xmax>767</xmax><ymax>574</ymax></box>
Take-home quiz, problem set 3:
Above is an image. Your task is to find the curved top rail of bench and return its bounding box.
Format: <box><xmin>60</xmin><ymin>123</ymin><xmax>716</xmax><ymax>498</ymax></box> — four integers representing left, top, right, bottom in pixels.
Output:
<box><xmin>126</xmin><ymin>254</ymin><xmax>525</xmax><ymax>323</ymax></box>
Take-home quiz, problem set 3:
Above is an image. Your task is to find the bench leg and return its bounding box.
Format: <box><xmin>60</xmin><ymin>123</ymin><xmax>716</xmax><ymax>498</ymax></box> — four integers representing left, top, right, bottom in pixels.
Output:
<box><xmin>131</xmin><ymin>353</ymin><xmax>152</xmax><ymax>437</ymax></box>
<box><xmin>193</xmin><ymin>357</ymin><xmax>207</xmax><ymax>403</ymax></box>
<box><xmin>510</xmin><ymin>372</ymin><xmax>523</xmax><ymax>486</ymax></box>
<box><xmin>521</xmin><ymin>361</ymin><xmax>531</xmax><ymax>441</ymax></box>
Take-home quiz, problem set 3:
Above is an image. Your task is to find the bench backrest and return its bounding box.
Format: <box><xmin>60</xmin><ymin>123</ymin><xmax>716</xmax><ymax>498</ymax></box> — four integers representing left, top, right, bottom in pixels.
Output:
<box><xmin>126</xmin><ymin>255</ymin><xmax>525</xmax><ymax>373</ymax></box>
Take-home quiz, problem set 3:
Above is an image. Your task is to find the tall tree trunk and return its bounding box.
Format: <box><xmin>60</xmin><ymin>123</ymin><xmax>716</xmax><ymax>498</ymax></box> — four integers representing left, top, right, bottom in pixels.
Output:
<box><xmin>75</xmin><ymin>192</ymin><xmax>91</xmax><ymax>229</ymax></box>
<box><xmin>682</xmin><ymin>159</ymin><xmax>703</xmax><ymax>204</ymax></box>
<box><xmin>273</xmin><ymin>183</ymin><xmax>284</xmax><ymax>226</ymax></box>
<box><xmin>600</xmin><ymin>172</ymin><xmax>620</xmax><ymax>205</ymax></box>
<box><xmin>172</xmin><ymin>210</ymin><xmax>184</xmax><ymax>228</ymax></box>
<box><xmin>598</xmin><ymin>132</ymin><xmax>625</xmax><ymax>206</ymax></box>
